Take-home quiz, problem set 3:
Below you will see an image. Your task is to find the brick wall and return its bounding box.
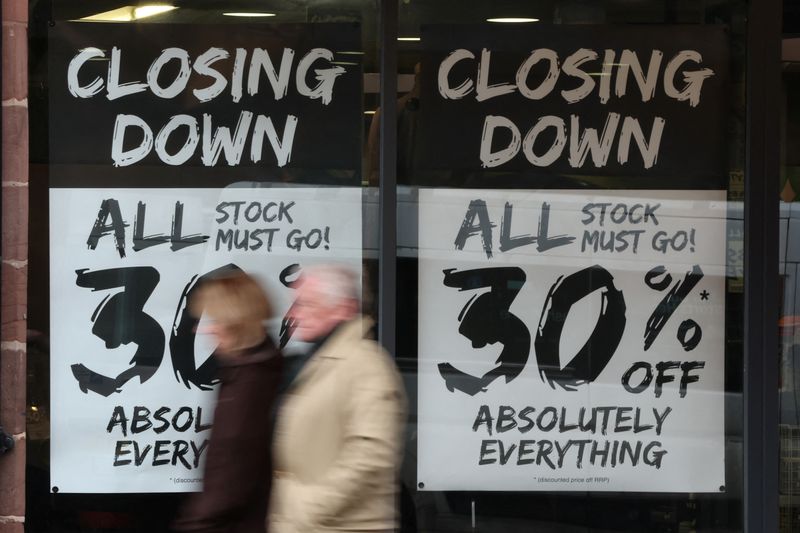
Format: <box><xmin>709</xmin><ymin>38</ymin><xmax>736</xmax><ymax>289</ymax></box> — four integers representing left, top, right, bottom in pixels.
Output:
<box><xmin>0</xmin><ymin>0</ymin><xmax>28</xmax><ymax>529</ymax></box>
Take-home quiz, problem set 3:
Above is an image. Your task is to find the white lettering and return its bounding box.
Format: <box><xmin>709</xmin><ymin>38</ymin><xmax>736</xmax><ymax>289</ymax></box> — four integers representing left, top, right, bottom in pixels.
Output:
<box><xmin>522</xmin><ymin>115</ymin><xmax>567</xmax><ymax>166</ymax></box>
<box><xmin>476</xmin><ymin>48</ymin><xmax>515</xmax><ymax>102</ymax></box>
<box><xmin>295</xmin><ymin>49</ymin><xmax>344</xmax><ymax>105</ymax></box>
<box><xmin>111</xmin><ymin>114</ymin><xmax>153</xmax><ymax>167</ymax></box>
<box><xmin>438</xmin><ymin>49</ymin><xmax>475</xmax><ymax>99</ymax></box>
<box><xmin>516</xmin><ymin>49</ymin><xmax>559</xmax><ymax>100</ymax></box>
<box><xmin>147</xmin><ymin>48</ymin><xmax>191</xmax><ymax>99</ymax></box>
<box><xmin>250</xmin><ymin>114</ymin><xmax>298</xmax><ymax>167</ymax></box>
<box><xmin>247</xmin><ymin>48</ymin><xmax>295</xmax><ymax>100</ymax></box>
<box><xmin>664</xmin><ymin>51</ymin><xmax>714</xmax><ymax>107</ymax></box>
<box><xmin>106</xmin><ymin>47</ymin><xmax>147</xmax><ymax>101</ymax></box>
<box><xmin>193</xmin><ymin>48</ymin><xmax>230</xmax><ymax>103</ymax></box>
<box><xmin>201</xmin><ymin>111</ymin><xmax>253</xmax><ymax>166</ymax></box>
<box><xmin>154</xmin><ymin>115</ymin><xmax>199</xmax><ymax>166</ymax></box>
<box><xmin>617</xmin><ymin>116</ymin><xmax>665</xmax><ymax>169</ymax></box>
<box><xmin>568</xmin><ymin>112</ymin><xmax>621</xmax><ymax>168</ymax></box>
<box><xmin>479</xmin><ymin>115</ymin><xmax>521</xmax><ymax>168</ymax></box>
<box><xmin>67</xmin><ymin>48</ymin><xmax>105</xmax><ymax>98</ymax></box>
<box><xmin>561</xmin><ymin>48</ymin><xmax>598</xmax><ymax>104</ymax></box>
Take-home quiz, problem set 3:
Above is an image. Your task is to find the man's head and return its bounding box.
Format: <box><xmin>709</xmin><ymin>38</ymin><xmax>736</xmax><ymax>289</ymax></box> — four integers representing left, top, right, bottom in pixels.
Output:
<box><xmin>289</xmin><ymin>264</ymin><xmax>359</xmax><ymax>342</ymax></box>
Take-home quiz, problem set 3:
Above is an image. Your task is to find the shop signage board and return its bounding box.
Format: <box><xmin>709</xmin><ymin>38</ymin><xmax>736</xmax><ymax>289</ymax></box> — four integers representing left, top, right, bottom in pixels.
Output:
<box><xmin>415</xmin><ymin>25</ymin><xmax>730</xmax><ymax>492</ymax></box>
<box><xmin>414</xmin><ymin>24</ymin><xmax>729</xmax><ymax>186</ymax></box>
<box><xmin>48</xmin><ymin>22</ymin><xmax>362</xmax><ymax>186</ymax></box>
<box><xmin>47</xmin><ymin>23</ymin><xmax>362</xmax><ymax>493</ymax></box>
<box><xmin>49</xmin><ymin>186</ymin><xmax>362</xmax><ymax>493</ymax></box>
<box><xmin>417</xmin><ymin>189</ymin><xmax>726</xmax><ymax>492</ymax></box>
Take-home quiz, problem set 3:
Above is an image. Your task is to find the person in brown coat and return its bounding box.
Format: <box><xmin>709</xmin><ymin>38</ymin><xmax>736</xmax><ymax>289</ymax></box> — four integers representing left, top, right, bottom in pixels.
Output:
<box><xmin>173</xmin><ymin>271</ymin><xmax>283</xmax><ymax>533</ymax></box>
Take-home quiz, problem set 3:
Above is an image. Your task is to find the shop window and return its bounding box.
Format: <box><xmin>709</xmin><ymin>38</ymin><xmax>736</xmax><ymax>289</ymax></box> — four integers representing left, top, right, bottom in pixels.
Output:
<box><xmin>27</xmin><ymin>1</ymin><xmax>378</xmax><ymax>529</ymax></box>
<box><xmin>395</xmin><ymin>1</ymin><xmax>747</xmax><ymax>531</ymax></box>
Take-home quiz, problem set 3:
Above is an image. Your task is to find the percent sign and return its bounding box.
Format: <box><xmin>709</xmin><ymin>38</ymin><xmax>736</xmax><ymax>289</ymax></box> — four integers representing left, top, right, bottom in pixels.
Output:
<box><xmin>643</xmin><ymin>265</ymin><xmax>705</xmax><ymax>352</ymax></box>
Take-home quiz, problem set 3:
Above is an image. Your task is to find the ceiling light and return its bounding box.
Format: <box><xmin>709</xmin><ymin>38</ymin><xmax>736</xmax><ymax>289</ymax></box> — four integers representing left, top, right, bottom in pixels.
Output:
<box><xmin>79</xmin><ymin>4</ymin><xmax>176</xmax><ymax>22</ymax></box>
<box><xmin>398</xmin><ymin>37</ymin><xmax>421</xmax><ymax>41</ymax></box>
<box><xmin>337</xmin><ymin>51</ymin><xmax>365</xmax><ymax>55</ymax></box>
<box><xmin>223</xmin><ymin>12</ymin><xmax>276</xmax><ymax>17</ymax></box>
<box><xmin>364</xmin><ymin>110</ymin><xmax>376</xmax><ymax>115</ymax></box>
<box><xmin>133</xmin><ymin>5</ymin><xmax>176</xmax><ymax>18</ymax></box>
<box><xmin>487</xmin><ymin>17</ymin><xmax>540</xmax><ymax>23</ymax></box>
<box><xmin>79</xmin><ymin>8</ymin><xmax>133</xmax><ymax>21</ymax></box>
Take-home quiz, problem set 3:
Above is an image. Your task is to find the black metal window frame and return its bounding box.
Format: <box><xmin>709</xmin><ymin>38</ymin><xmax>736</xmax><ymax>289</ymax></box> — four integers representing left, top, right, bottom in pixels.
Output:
<box><xmin>745</xmin><ymin>0</ymin><xmax>782</xmax><ymax>532</ymax></box>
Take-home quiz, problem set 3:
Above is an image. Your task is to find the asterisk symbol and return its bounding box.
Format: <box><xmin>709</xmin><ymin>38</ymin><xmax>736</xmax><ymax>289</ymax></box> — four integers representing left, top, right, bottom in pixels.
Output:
<box><xmin>700</xmin><ymin>290</ymin><xmax>710</xmax><ymax>301</ymax></box>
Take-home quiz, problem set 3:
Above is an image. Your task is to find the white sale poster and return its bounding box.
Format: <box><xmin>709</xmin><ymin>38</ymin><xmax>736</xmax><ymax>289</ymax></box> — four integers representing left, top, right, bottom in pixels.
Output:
<box><xmin>417</xmin><ymin>189</ymin><xmax>727</xmax><ymax>493</ymax></box>
<box><xmin>49</xmin><ymin>186</ymin><xmax>362</xmax><ymax>493</ymax></box>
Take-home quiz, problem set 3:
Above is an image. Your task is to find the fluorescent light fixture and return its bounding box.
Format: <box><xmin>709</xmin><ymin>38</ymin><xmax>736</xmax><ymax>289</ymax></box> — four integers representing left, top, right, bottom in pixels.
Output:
<box><xmin>397</xmin><ymin>37</ymin><xmax>421</xmax><ymax>41</ymax></box>
<box><xmin>332</xmin><ymin>61</ymin><xmax>359</xmax><ymax>66</ymax></box>
<box><xmin>364</xmin><ymin>110</ymin><xmax>377</xmax><ymax>115</ymax></box>
<box><xmin>337</xmin><ymin>51</ymin><xmax>365</xmax><ymax>55</ymax></box>
<box><xmin>79</xmin><ymin>4</ymin><xmax>176</xmax><ymax>21</ymax></box>
<box><xmin>487</xmin><ymin>17</ymin><xmax>539</xmax><ymax>23</ymax></box>
<box><xmin>223</xmin><ymin>12</ymin><xmax>276</xmax><ymax>17</ymax></box>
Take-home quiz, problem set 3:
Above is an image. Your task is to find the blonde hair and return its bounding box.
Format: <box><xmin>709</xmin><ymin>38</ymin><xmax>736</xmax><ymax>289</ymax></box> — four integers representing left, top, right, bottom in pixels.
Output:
<box><xmin>189</xmin><ymin>271</ymin><xmax>273</xmax><ymax>349</ymax></box>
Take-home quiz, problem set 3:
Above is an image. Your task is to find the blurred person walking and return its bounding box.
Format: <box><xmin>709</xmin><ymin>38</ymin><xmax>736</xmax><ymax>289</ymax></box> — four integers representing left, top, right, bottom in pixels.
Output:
<box><xmin>173</xmin><ymin>271</ymin><xmax>283</xmax><ymax>533</ymax></box>
<box><xmin>268</xmin><ymin>265</ymin><xmax>407</xmax><ymax>533</ymax></box>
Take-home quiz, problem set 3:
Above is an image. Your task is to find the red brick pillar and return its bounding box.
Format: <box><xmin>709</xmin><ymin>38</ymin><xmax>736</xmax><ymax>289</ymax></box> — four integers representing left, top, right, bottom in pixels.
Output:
<box><xmin>0</xmin><ymin>0</ymin><xmax>28</xmax><ymax>529</ymax></box>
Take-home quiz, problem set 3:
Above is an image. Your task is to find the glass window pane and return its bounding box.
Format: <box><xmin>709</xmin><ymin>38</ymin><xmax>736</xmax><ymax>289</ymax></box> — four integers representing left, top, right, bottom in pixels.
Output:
<box><xmin>27</xmin><ymin>1</ymin><xmax>378</xmax><ymax>529</ymax></box>
<box><xmin>397</xmin><ymin>2</ymin><xmax>746</xmax><ymax>531</ymax></box>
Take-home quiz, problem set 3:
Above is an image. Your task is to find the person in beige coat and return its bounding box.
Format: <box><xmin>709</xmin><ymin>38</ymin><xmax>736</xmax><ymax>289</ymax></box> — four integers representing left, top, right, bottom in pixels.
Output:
<box><xmin>269</xmin><ymin>265</ymin><xmax>407</xmax><ymax>533</ymax></box>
